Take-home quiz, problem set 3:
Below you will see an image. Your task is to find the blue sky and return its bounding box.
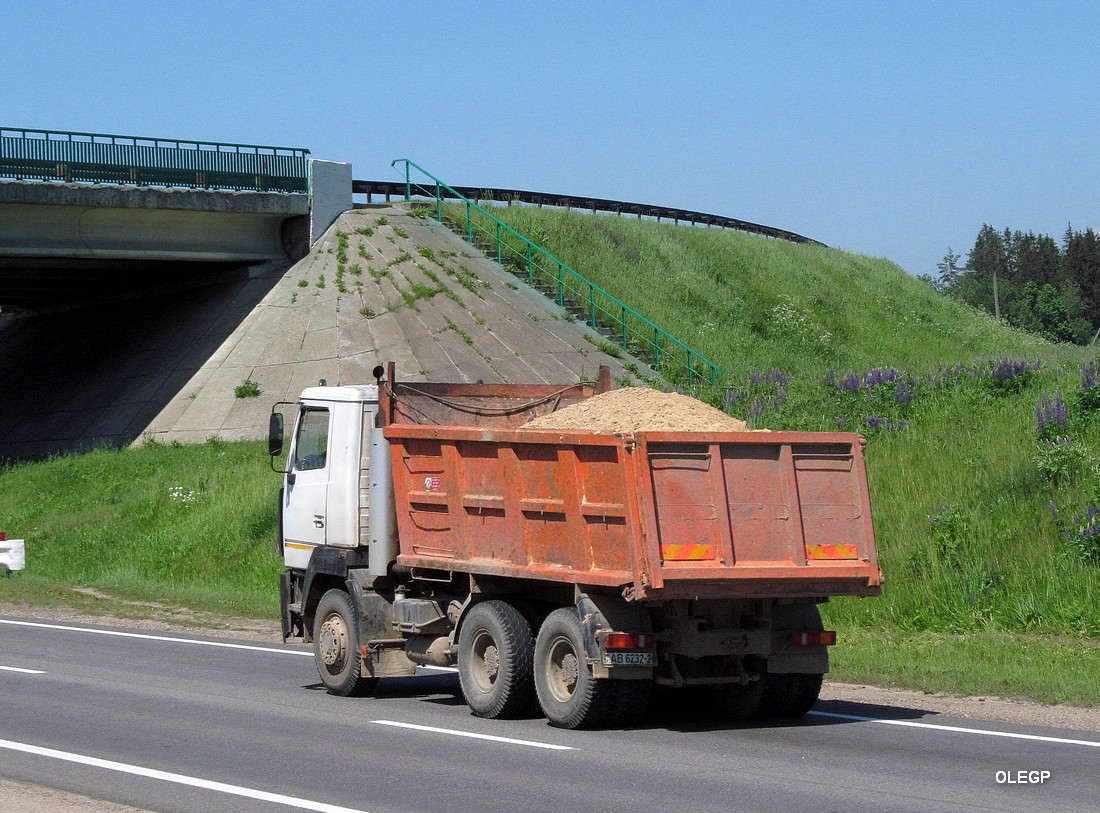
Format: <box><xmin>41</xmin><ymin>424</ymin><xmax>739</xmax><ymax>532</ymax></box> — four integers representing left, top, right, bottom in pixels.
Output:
<box><xmin>3</xmin><ymin>1</ymin><xmax>1097</xmax><ymax>276</ymax></box>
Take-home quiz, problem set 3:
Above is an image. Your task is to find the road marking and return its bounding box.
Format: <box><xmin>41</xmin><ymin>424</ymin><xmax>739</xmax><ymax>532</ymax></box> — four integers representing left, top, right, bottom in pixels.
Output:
<box><xmin>417</xmin><ymin>665</ymin><xmax>458</xmax><ymax>673</ymax></box>
<box><xmin>808</xmin><ymin>710</ymin><xmax>1100</xmax><ymax>748</ymax></box>
<box><xmin>371</xmin><ymin>720</ymin><xmax>574</xmax><ymax>750</ymax></box>
<box><xmin>0</xmin><ymin>665</ymin><xmax>44</xmax><ymax>674</ymax></box>
<box><xmin>0</xmin><ymin>737</ymin><xmax>371</xmax><ymax>813</ymax></box>
<box><xmin>0</xmin><ymin>618</ymin><xmax>312</xmax><ymax>657</ymax></box>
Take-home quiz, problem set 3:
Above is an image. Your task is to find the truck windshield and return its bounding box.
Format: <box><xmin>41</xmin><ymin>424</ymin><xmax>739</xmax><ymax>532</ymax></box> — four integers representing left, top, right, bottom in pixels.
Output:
<box><xmin>294</xmin><ymin>407</ymin><xmax>329</xmax><ymax>471</ymax></box>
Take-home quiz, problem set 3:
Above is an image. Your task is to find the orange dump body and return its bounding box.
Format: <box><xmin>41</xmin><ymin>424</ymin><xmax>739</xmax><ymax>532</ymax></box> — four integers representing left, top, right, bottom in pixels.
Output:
<box><xmin>383</xmin><ymin>417</ymin><xmax>882</xmax><ymax>601</ymax></box>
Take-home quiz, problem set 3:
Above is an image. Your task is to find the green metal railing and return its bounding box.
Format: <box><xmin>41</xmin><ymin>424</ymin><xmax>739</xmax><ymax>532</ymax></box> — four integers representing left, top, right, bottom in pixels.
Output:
<box><xmin>0</xmin><ymin>126</ymin><xmax>310</xmax><ymax>193</ymax></box>
<box><xmin>392</xmin><ymin>158</ymin><xmax>722</xmax><ymax>387</ymax></box>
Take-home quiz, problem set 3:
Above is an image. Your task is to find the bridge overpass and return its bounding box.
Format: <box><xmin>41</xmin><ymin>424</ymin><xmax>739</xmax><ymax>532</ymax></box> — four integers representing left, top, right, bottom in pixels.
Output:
<box><xmin>0</xmin><ymin>127</ymin><xmax>350</xmax><ymax>313</ymax></box>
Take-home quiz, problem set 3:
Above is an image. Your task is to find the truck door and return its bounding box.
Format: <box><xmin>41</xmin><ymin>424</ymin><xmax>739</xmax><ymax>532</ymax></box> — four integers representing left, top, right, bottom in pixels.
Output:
<box><xmin>283</xmin><ymin>405</ymin><xmax>331</xmax><ymax>569</ymax></box>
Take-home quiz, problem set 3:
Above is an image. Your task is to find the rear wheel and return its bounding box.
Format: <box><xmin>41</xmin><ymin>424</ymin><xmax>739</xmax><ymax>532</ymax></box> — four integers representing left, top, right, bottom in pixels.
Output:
<box><xmin>314</xmin><ymin>589</ymin><xmax>377</xmax><ymax>697</ymax></box>
<box><xmin>534</xmin><ymin>608</ymin><xmax>649</xmax><ymax>729</ymax></box>
<box><xmin>710</xmin><ymin>678</ymin><xmax>764</xmax><ymax>720</ymax></box>
<box><xmin>755</xmin><ymin>671</ymin><xmax>823</xmax><ymax>718</ymax></box>
<box><xmin>458</xmin><ymin>600</ymin><xmax>536</xmax><ymax>719</ymax></box>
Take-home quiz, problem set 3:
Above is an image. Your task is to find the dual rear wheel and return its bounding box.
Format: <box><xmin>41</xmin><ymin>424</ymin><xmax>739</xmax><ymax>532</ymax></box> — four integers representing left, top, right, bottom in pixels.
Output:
<box><xmin>457</xmin><ymin>602</ymin><xmax>650</xmax><ymax>729</ymax></box>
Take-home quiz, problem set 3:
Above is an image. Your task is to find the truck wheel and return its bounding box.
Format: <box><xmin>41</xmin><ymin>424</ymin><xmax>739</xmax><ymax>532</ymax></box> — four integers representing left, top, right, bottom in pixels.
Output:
<box><xmin>755</xmin><ymin>671</ymin><xmax>823</xmax><ymax>719</ymax></box>
<box><xmin>535</xmin><ymin>607</ymin><xmax>644</xmax><ymax>729</ymax></box>
<box><xmin>458</xmin><ymin>600</ymin><xmax>535</xmax><ymax>719</ymax></box>
<box><xmin>710</xmin><ymin>678</ymin><xmax>764</xmax><ymax>720</ymax></box>
<box><xmin>314</xmin><ymin>589</ymin><xmax>377</xmax><ymax>697</ymax></box>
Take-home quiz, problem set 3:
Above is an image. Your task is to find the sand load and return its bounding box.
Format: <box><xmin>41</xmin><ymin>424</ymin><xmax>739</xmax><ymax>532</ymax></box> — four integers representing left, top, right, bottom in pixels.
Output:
<box><xmin>523</xmin><ymin>387</ymin><xmax>750</xmax><ymax>432</ymax></box>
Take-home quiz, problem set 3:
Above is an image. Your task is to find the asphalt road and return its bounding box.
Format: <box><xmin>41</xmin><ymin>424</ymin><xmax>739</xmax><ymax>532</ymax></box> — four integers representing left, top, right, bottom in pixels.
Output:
<box><xmin>0</xmin><ymin>615</ymin><xmax>1094</xmax><ymax>813</ymax></box>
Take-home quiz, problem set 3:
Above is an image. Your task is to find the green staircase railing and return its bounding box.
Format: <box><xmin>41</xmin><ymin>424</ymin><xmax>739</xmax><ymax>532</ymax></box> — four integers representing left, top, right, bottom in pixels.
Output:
<box><xmin>391</xmin><ymin>159</ymin><xmax>722</xmax><ymax>387</ymax></box>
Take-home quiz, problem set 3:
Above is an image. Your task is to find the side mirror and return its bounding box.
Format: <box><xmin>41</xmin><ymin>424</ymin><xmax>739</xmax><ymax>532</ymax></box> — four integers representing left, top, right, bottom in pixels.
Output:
<box><xmin>268</xmin><ymin>412</ymin><xmax>284</xmax><ymax>457</ymax></box>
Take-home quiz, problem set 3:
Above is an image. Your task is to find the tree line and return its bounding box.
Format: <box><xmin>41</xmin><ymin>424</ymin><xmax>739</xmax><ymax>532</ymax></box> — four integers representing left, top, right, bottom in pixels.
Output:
<box><xmin>922</xmin><ymin>225</ymin><xmax>1100</xmax><ymax>344</ymax></box>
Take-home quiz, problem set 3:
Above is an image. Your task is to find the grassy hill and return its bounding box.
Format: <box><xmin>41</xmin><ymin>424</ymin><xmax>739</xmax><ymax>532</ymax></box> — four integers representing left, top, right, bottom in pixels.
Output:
<box><xmin>2</xmin><ymin>204</ymin><xmax>1098</xmax><ymax>703</ymax></box>
<box><xmin>462</xmin><ymin>205</ymin><xmax>1100</xmax><ymax>700</ymax></box>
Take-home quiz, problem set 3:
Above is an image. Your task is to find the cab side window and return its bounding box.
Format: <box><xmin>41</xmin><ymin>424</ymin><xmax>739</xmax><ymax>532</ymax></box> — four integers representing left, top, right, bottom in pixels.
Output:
<box><xmin>294</xmin><ymin>408</ymin><xmax>329</xmax><ymax>471</ymax></box>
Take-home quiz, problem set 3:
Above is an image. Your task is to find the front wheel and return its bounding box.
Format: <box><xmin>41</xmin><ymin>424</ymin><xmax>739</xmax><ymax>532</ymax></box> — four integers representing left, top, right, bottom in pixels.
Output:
<box><xmin>313</xmin><ymin>589</ymin><xmax>377</xmax><ymax>697</ymax></box>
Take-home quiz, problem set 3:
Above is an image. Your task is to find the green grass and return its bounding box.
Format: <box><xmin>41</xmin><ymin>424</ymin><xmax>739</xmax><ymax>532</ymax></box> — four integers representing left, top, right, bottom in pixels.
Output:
<box><xmin>829</xmin><ymin>625</ymin><xmax>1100</xmax><ymax>706</ymax></box>
<box><xmin>0</xmin><ymin>441</ymin><xmax>282</xmax><ymax>617</ymax></box>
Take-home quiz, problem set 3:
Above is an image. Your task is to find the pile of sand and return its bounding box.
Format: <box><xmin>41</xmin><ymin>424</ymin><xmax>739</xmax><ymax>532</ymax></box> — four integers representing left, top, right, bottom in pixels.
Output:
<box><xmin>524</xmin><ymin>387</ymin><xmax>750</xmax><ymax>432</ymax></box>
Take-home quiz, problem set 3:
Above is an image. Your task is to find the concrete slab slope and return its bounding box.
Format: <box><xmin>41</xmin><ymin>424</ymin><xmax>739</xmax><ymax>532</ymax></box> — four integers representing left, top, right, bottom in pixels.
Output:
<box><xmin>140</xmin><ymin>203</ymin><xmax>651</xmax><ymax>445</ymax></box>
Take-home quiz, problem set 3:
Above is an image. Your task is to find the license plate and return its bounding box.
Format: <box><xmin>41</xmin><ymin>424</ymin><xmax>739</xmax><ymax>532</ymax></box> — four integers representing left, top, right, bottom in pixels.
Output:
<box><xmin>602</xmin><ymin>651</ymin><xmax>655</xmax><ymax>666</ymax></box>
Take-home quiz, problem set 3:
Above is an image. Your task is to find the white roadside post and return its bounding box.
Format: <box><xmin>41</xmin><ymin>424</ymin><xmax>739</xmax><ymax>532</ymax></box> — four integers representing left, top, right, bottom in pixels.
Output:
<box><xmin>0</xmin><ymin>533</ymin><xmax>25</xmax><ymax>573</ymax></box>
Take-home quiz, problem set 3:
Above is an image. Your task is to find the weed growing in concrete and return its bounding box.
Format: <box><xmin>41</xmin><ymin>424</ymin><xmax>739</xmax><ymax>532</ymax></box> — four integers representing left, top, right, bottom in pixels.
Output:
<box><xmin>316</xmin><ymin>274</ymin><xmax>326</xmax><ymax>289</ymax></box>
<box><xmin>360</xmin><ymin>306</ymin><xmax>376</xmax><ymax>318</ymax></box>
<box><xmin>417</xmin><ymin>246</ymin><xmax>441</xmax><ymax>266</ymax></box>
<box><xmin>234</xmin><ymin>379</ymin><xmax>261</xmax><ymax>398</ymax></box>
<box><xmin>349</xmin><ymin>263</ymin><xmax>362</xmax><ymax>276</ymax></box>
<box><xmin>388</xmin><ymin>251</ymin><xmax>412</xmax><ymax>267</ymax></box>
<box><xmin>355</xmin><ymin>226</ymin><xmax>373</xmax><ymax>237</ymax></box>
<box><xmin>375</xmin><ymin>216</ymin><xmax>388</xmax><ymax>226</ymax></box>
<box><xmin>358</xmin><ymin>245</ymin><xmax>371</xmax><ymax>260</ymax></box>
<box><xmin>297</xmin><ymin>279</ymin><xmax>308</xmax><ymax>288</ymax></box>
<box><xmin>506</xmin><ymin>281</ymin><xmax>519</xmax><ymax>290</ymax></box>
<box><xmin>393</xmin><ymin>227</ymin><xmax>409</xmax><ymax>239</ymax></box>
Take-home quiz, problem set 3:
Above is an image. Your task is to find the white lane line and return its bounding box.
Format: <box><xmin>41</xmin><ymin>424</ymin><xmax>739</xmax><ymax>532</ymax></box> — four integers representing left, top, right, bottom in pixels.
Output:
<box><xmin>416</xmin><ymin>665</ymin><xmax>458</xmax><ymax>673</ymax></box>
<box><xmin>0</xmin><ymin>737</ymin><xmax>371</xmax><ymax>813</ymax></box>
<box><xmin>0</xmin><ymin>665</ymin><xmax>45</xmax><ymax>674</ymax></box>
<box><xmin>371</xmin><ymin>720</ymin><xmax>574</xmax><ymax>751</ymax></box>
<box><xmin>0</xmin><ymin>619</ymin><xmax>312</xmax><ymax>657</ymax></box>
<box><xmin>808</xmin><ymin>710</ymin><xmax>1100</xmax><ymax>748</ymax></box>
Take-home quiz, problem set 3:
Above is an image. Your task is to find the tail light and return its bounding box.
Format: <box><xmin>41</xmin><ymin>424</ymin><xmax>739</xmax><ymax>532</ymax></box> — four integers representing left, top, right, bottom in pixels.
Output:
<box><xmin>789</xmin><ymin>630</ymin><xmax>837</xmax><ymax>646</ymax></box>
<box><xmin>604</xmin><ymin>632</ymin><xmax>653</xmax><ymax>650</ymax></box>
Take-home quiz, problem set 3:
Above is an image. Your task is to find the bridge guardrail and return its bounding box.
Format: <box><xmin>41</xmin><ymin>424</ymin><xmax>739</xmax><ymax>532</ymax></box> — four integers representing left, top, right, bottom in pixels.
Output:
<box><xmin>353</xmin><ymin>179</ymin><xmax>824</xmax><ymax>247</ymax></box>
<box><xmin>0</xmin><ymin>127</ymin><xmax>310</xmax><ymax>193</ymax></box>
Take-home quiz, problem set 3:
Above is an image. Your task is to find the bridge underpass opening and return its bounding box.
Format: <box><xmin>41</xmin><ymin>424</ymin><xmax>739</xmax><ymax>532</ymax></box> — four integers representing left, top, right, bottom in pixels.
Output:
<box><xmin>0</xmin><ymin>261</ymin><xmax>286</xmax><ymax>462</ymax></box>
<box><xmin>0</xmin><ymin>256</ymin><xmax>257</xmax><ymax>314</ymax></box>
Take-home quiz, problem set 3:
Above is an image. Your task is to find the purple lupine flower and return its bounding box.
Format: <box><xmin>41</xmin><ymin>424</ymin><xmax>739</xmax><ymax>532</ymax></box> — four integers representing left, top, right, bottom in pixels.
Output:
<box><xmin>748</xmin><ymin>395</ymin><xmax>769</xmax><ymax>420</ymax></box>
<box><xmin>1050</xmin><ymin>501</ymin><xmax>1059</xmax><ymax>518</ymax></box>
<box><xmin>1082</xmin><ymin>363</ymin><xmax>1098</xmax><ymax>390</ymax></box>
<box><xmin>840</xmin><ymin>373</ymin><xmax>860</xmax><ymax>394</ymax></box>
<box><xmin>1036</xmin><ymin>397</ymin><xmax>1046</xmax><ymax>433</ymax></box>
<box><xmin>1054</xmin><ymin>392</ymin><xmax>1067</xmax><ymax>427</ymax></box>
<box><xmin>895</xmin><ymin>381</ymin><xmax>911</xmax><ymax>406</ymax></box>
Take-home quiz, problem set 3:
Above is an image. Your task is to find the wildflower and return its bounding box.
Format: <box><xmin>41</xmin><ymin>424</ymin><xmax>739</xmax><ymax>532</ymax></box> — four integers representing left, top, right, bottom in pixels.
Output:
<box><xmin>895</xmin><ymin>381</ymin><xmax>911</xmax><ymax>406</ymax></box>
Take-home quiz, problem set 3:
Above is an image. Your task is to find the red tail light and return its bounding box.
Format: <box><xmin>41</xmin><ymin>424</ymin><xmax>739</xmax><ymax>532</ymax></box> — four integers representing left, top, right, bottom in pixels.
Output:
<box><xmin>604</xmin><ymin>632</ymin><xmax>652</xmax><ymax>650</ymax></box>
<box><xmin>789</xmin><ymin>630</ymin><xmax>837</xmax><ymax>646</ymax></box>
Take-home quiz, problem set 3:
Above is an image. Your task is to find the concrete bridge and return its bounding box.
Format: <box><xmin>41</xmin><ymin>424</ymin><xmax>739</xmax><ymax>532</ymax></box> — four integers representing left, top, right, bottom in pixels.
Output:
<box><xmin>0</xmin><ymin>127</ymin><xmax>350</xmax><ymax>313</ymax></box>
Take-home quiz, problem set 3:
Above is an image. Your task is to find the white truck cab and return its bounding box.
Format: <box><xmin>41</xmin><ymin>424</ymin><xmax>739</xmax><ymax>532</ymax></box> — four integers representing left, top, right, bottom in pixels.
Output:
<box><xmin>278</xmin><ymin>384</ymin><xmax>398</xmax><ymax>573</ymax></box>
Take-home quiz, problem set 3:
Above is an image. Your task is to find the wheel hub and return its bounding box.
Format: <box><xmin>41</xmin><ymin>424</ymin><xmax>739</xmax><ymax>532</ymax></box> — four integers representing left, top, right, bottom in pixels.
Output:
<box><xmin>483</xmin><ymin>644</ymin><xmax>500</xmax><ymax>680</ymax></box>
<box><xmin>318</xmin><ymin>616</ymin><xmax>348</xmax><ymax>667</ymax></box>
<box><xmin>560</xmin><ymin>653</ymin><xmax>579</xmax><ymax>689</ymax></box>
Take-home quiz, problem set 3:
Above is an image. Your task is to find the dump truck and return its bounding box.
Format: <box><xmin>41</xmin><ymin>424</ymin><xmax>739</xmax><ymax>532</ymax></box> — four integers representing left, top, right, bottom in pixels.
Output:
<box><xmin>268</xmin><ymin>363</ymin><xmax>881</xmax><ymax>729</ymax></box>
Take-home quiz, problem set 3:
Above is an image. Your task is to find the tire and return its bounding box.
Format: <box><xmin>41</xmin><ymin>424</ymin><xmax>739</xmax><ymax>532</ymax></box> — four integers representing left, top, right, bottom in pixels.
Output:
<box><xmin>313</xmin><ymin>589</ymin><xmax>377</xmax><ymax>697</ymax></box>
<box><xmin>534</xmin><ymin>607</ymin><xmax>648</xmax><ymax>729</ymax></box>
<box><xmin>457</xmin><ymin>600</ymin><xmax>536</xmax><ymax>719</ymax></box>
<box><xmin>755</xmin><ymin>671</ymin><xmax>823</xmax><ymax>719</ymax></box>
<box><xmin>603</xmin><ymin>678</ymin><xmax>653</xmax><ymax>727</ymax></box>
<box><xmin>710</xmin><ymin>678</ymin><xmax>764</xmax><ymax>720</ymax></box>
